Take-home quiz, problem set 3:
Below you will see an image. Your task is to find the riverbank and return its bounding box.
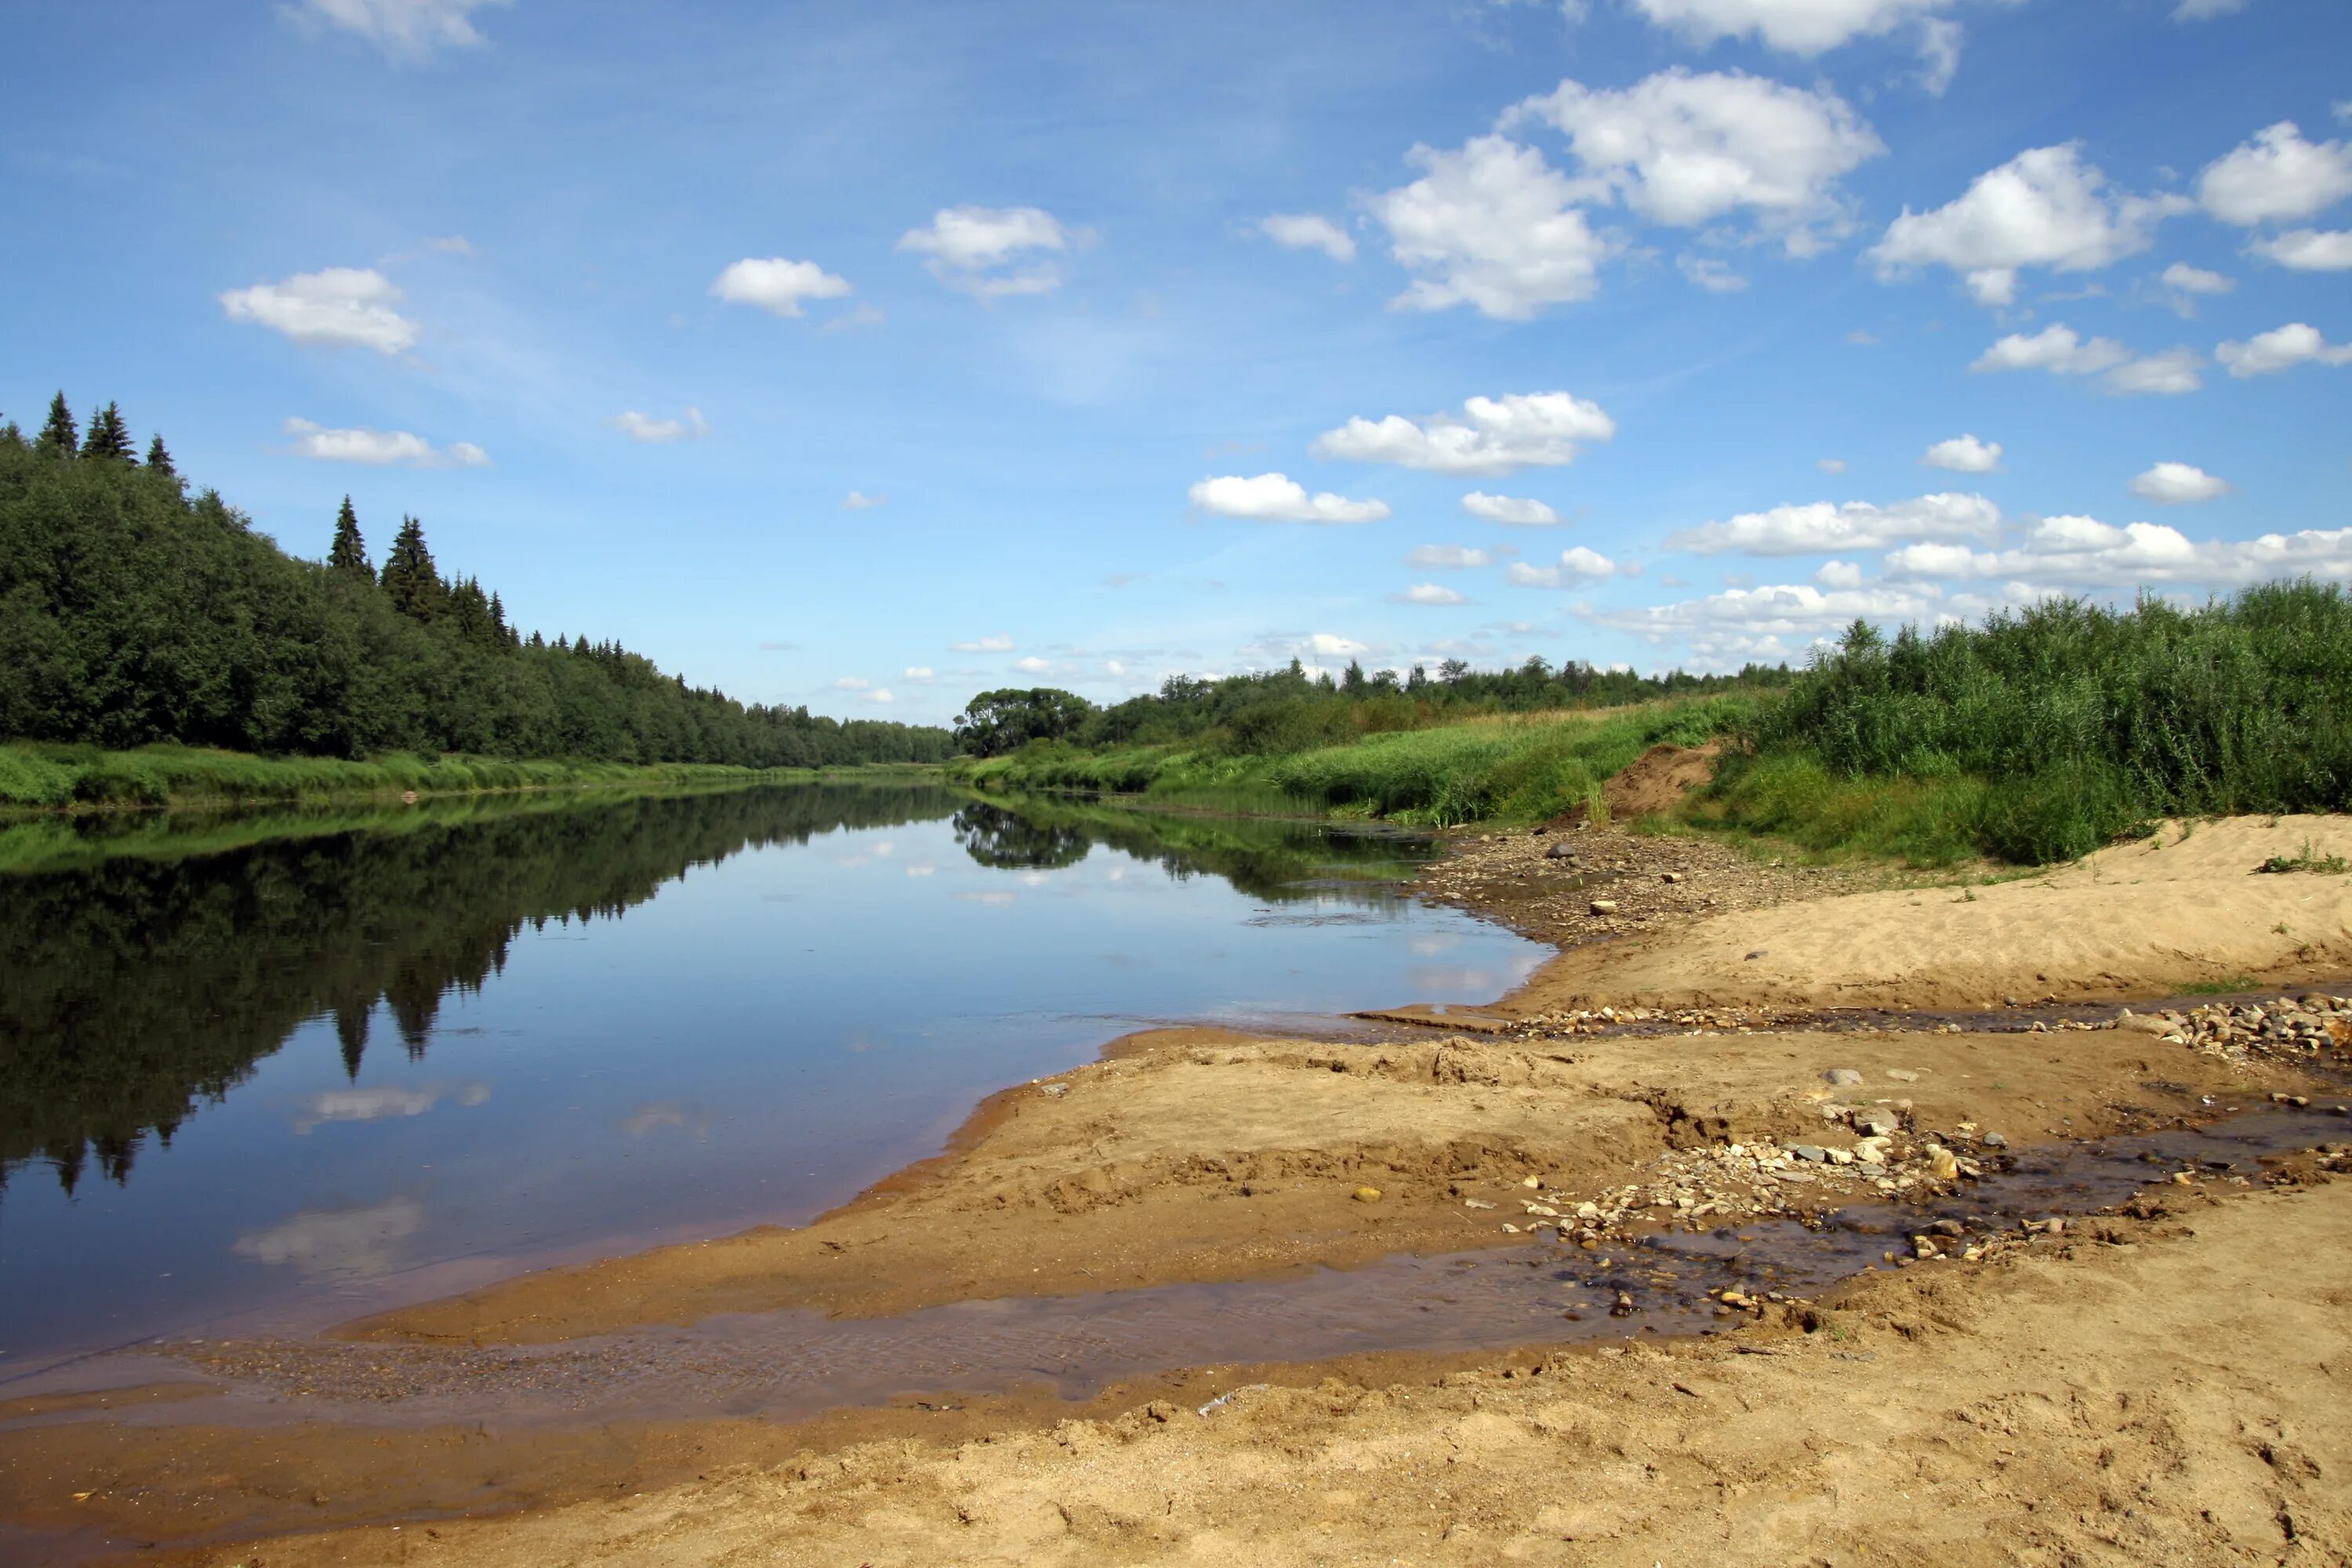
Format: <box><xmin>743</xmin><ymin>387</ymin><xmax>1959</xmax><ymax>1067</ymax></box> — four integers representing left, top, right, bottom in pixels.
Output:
<box><xmin>5</xmin><ymin>811</ymin><xmax>2348</xmax><ymax>1564</ymax></box>
<box><xmin>0</xmin><ymin>741</ymin><xmax>939</xmax><ymax>817</ymax></box>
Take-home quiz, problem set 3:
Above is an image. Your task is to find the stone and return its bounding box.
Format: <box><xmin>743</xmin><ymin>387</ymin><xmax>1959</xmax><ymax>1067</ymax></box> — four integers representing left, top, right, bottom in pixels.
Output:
<box><xmin>1588</xmin><ymin>898</ymin><xmax>1620</xmax><ymax>916</ymax></box>
<box><xmin>1853</xmin><ymin>1111</ymin><xmax>1900</xmax><ymax>1138</ymax></box>
<box><xmin>1661</xmin><ymin>872</ymin><xmax>1683</xmax><ymax>884</ymax></box>
<box><xmin>1886</xmin><ymin>1069</ymin><xmax>1920</xmax><ymax>1083</ymax></box>
<box><xmin>1926</xmin><ymin>1145</ymin><xmax>1962</xmax><ymax>1181</ymax></box>
<box><xmin>1982</xmin><ymin>1131</ymin><xmax>2009</xmax><ymax>1149</ymax></box>
<box><xmin>1824</xmin><ymin>1069</ymin><xmax>1864</xmax><ymax>1087</ymax></box>
<box><xmin>1463</xmin><ymin>1198</ymin><xmax>1495</xmax><ymax>1210</ymax></box>
<box><xmin>1788</xmin><ymin>1144</ymin><xmax>1829</xmax><ymax>1163</ymax></box>
<box><xmin>1353</xmin><ymin>1185</ymin><xmax>1383</xmax><ymax>1203</ymax></box>
<box><xmin>1544</xmin><ymin>841</ymin><xmax>1577</xmax><ymax>860</ymax></box>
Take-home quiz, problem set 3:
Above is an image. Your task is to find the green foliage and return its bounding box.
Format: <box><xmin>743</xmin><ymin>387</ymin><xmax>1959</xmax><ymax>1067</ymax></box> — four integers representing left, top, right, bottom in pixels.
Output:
<box><xmin>2257</xmin><ymin>839</ymin><xmax>2350</xmax><ymax>875</ymax></box>
<box><xmin>0</xmin><ymin>408</ymin><xmax>956</xmax><ymax>770</ymax></box>
<box><xmin>1705</xmin><ymin>583</ymin><xmax>2352</xmax><ymax>865</ymax></box>
<box><xmin>328</xmin><ymin>495</ymin><xmax>369</xmax><ymax>576</ymax></box>
<box><xmin>954</xmin><ymin>687</ymin><xmax>1098</xmax><ymax>757</ymax></box>
<box><xmin>143</xmin><ymin>434</ymin><xmax>174</xmax><ymax>477</ymax></box>
<box><xmin>79</xmin><ymin>401</ymin><xmax>135</xmax><ymax>463</ymax></box>
<box><xmin>36</xmin><ymin>392</ymin><xmax>76</xmax><ymax>457</ymax></box>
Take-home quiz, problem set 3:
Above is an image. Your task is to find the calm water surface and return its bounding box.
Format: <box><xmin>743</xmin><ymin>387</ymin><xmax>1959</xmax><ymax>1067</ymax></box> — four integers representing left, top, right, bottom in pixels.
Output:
<box><xmin>0</xmin><ymin>783</ymin><xmax>1541</xmax><ymax>1370</ymax></box>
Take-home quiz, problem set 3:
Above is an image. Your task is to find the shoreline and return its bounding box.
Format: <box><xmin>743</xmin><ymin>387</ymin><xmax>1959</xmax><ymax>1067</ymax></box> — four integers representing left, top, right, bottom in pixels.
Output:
<box><xmin>5</xmin><ymin>809</ymin><xmax>2349</xmax><ymax>1563</ymax></box>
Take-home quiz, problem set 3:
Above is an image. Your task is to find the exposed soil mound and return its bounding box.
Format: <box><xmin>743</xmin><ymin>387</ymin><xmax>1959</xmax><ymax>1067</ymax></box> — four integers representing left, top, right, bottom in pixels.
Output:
<box><xmin>1603</xmin><ymin>740</ymin><xmax>1722</xmax><ymax>819</ymax></box>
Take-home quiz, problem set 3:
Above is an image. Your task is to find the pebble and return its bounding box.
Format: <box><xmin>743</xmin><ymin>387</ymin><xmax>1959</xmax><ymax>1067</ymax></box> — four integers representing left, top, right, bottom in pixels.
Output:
<box><xmin>1588</xmin><ymin>898</ymin><xmax>1620</xmax><ymax>916</ymax></box>
<box><xmin>1352</xmin><ymin>1185</ymin><xmax>1383</xmax><ymax>1203</ymax></box>
<box><xmin>1853</xmin><ymin>1111</ymin><xmax>1901</xmax><ymax>1138</ymax></box>
<box><xmin>1926</xmin><ymin>1145</ymin><xmax>1961</xmax><ymax>1181</ymax></box>
<box><xmin>1824</xmin><ymin>1069</ymin><xmax>1864</xmax><ymax>1087</ymax></box>
<box><xmin>1886</xmin><ymin>1069</ymin><xmax>1920</xmax><ymax>1083</ymax></box>
<box><xmin>1788</xmin><ymin>1144</ymin><xmax>1829</xmax><ymax>1163</ymax></box>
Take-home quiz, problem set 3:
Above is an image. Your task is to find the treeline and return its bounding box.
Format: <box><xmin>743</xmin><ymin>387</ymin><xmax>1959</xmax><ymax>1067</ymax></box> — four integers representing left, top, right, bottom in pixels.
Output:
<box><xmin>0</xmin><ymin>395</ymin><xmax>955</xmax><ymax>768</ymax></box>
<box><xmin>955</xmin><ymin>655</ymin><xmax>1791</xmax><ymax>759</ymax></box>
<box><xmin>1711</xmin><ymin>581</ymin><xmax>2352</xmax><ymax>862</ymax></box>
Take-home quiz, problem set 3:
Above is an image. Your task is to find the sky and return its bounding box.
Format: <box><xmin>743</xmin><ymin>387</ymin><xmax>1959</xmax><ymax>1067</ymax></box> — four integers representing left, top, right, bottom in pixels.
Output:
<box><xmin>3</xmin><ymin>0</ymin><xmax>2348</xmax><ymax>725</ymax></box>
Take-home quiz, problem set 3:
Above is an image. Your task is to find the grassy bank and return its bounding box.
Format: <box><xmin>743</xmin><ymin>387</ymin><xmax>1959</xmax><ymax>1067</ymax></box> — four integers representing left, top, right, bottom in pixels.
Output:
<box><xmin>0</xmin><ymin>741</ymin><xmax>908</xmax><ymax>815</ymax></box>
<box><xmin>954</xmin><ymin>697</ymin><xmax>1757</xmax><ymax>826</ymax></box>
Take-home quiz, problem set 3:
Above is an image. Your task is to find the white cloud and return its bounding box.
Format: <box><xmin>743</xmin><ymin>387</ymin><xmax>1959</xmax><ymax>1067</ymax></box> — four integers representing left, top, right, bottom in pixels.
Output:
<box><xmin>1815</xmin><ymin>559</ymin><xmax>1865</xmax><ymax>588</ymax></box>
<box><xmin>954</xmin><ymin>634</ymin><xmax>1015</xmax><ymax>652</ymax></box>
<box><xmin>233</xmin><ymin>1196</ymin><xmax>425</xmax><ymax>1280</ymax></box>
<box><xmin>1189</xmin><ymin>473</ymin><xmax>1390</xmax><ymax>524</ymax></box>
<box><xmin>1313</xmin><ymin>391</ymin><xmax>1616</xmax><ymax>477</ymax></box>
<box><xmin>833</xmin><ymin>677</ymin><xmax>871</xmax><ymax>691</ymax></box>
<box><xmin>1915</xmin><ymin>16</ymin><xmax>1962</xmax><ymax>95</ymax></box>
<box><xmin>608</xmin><ymin>407</ymin><xmax>707</xmax><ymax>443</ymax></box>
<box><xmin>2216</xmin><ymin>321</ymin><xmax>2352</xmax><ymax>376</ymax></box>
<box><xmin>1409</xmin><ymin>544</ymin><xmax>1494</xmax><ymax>568</ymax></box>
<box><xmin>903</xmin><ymin>666</ymin><xmax>935</xmax><ymax>681</ymax></box>
<box><xmin>864</xmin><ymin>688</ymin><xmax>897</xmax><ymax>705</ymax></box>
<box><xmin>220</xmin><ymin>267</ymin><xmax>419</xmax><ymax>354</ymax></box>
<box><xmin>423</xmin><ymin>234</ymin><xmax>475</xmax><ymax>257</ymax></box>
<box><xmin>1461</xmin><ymin>491</ymin><xmax>1562</xmax><ymax>525</ymax></box>
<box><xmin>1367</xmin><ymin>136</ymin><xmax>1613</xmax><ymax>319</ymax></box>
<box><xmin>844</xmin><ymin>490</ymin><xmax>886</xmax><ymax>510</ymax></box>
<box><xmin>710</xmin><ymin>256</ymin><xmax>853</xmax><ymax>317</ymax></box>
<box><xmin>1510</xmin><ymin>68</ymin><xmax>1882</xmax><ymax>254</ymax></box>
<box><xmin>1626</xmin><ymin>0</ymin><xmax>1960</xmax><ymax>53</ymax></box>
<box><xmin>1508</xmin><ymin>546</ymin><xmax>1621</xmax><ymax>586</ymax></box>
<box><xmin>1667</xmin><ymin>492</ymin><xmax>1999</xmax><ymax>555</ymax></box>
<box><xmin>289</xmin><ymin>0</ymin><xmax>510</xmax><ymax>61</ymax></box>
<box><xmin>2131</xmin><ymin>462</ymin><xmax>2231</xmax><ymax>503</ymax></box>
<box><xmin>898</xmin><ymin>205</ymin><xmax>1078</xmax><ymax>298</ymax></box>
<box><xmin>1817</xmin><ymin>457</ymin><xmax>1849</xmax><ymax>474</ymax></box>
<box><xmin>1260</xmin><ymin>213</ymin><xmax>1356</xmax><ymax>262</ymax></box>
<box><xmin>2251</xmin><ymin>229</ymin><xmax>2352</xmax><ymax>270</ymax></box>
<box><xmin>1395</xmin><ymin>583</ymin><xmax>1469</xmax><ymax>606</ymax></box>
<box><xmin>2161</xmin><ymin>261</ymin><xmax>2234</xmax><ymax>295</ymax></box>
<box><xmin>2103</xmin><ymin>349</ymin><xmax>2205</xmax><ymax>396</ymax></box>
<box><xmin>1678</xmin><ymin>255</ymin><xmax>1750</xmax><ymax>292</ymax></box>
<box><xmin>281</xmin><ymin>417</ymin><xmax>488</xmax><ymax>467</ymax></box>
<box><xmin>2174</xmin><ymin>0</ymin><xmax>2251</xmax><ymax>17</ymax></box>
<box><xmin>1877</xmin><ymin>514</ymin><xmax>2352</xmax><ymax>589</ymax></box>
<box><xmin>1868</xmin><ymin>145</ymin><xmax>2190</xmax><ymax>302</ymax></box>
<box><xmin>2198</xmin><ymin>122</ymin><xmax>2352</xmax><ymax>226</ymax></box>
<box><xmin>1309</xmin><ymin>633</ymin><xmax>1372</xmax><ymax>657</ymax></box>
<box><xmin>1921</xmin><ymin>434</ymin><xmax>2002</xmax><ymax>472</ymax></box>
<box><xmin>1014</xmin><ymin>656</ymin><xmax>1052</xmax><ymax>674</ymax></box>
<box><xmin>1592</xmin><ymin>581</ymin><xmax>1956</xmax><ymax>649</ymax></box>
<box><xmin>1971</xmin><ymin>325</ymin><xmax>2201</xmax><ymax>395</ymax></box>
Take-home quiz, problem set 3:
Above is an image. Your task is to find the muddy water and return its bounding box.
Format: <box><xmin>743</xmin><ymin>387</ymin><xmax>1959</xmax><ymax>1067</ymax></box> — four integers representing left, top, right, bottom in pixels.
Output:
<box><xmin>16</xmin><ymin>1102</ymin><xmax>2339</xmax><ymax>1438</ymax></box>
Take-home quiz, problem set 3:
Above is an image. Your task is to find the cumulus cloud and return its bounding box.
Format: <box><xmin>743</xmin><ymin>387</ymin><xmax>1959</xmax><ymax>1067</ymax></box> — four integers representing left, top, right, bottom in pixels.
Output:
<box><xmin>1509</xmin><ymin>68</ymin><xmax>1882</xmax><ymax>255</ymax></box>
<box><xmin>1393</xmin><ymin>583</ymin><xmax>1468</xmax><ymax>605</ymax></box>
<box><xmin>2198</xmin><ymin>122</ymin><xmax>2352</xmax><ymax>227</ymax></box>
<box><xmin>1260</xmin><ymin>213</ymin><xmax>1356</xmax><ymax>261</ymax></box>
<box><xmin>953</xmin><ymin>634</ymin><xmax>1015</xmax><ymax>652</ymax></box>
<box><xmin>1921</xmin><ymin>434</ymin><xmax>2002</xmax><ymax>472</ymax></box>
<box><xmin>1591</xmin><ymin>582</ymin><xmax>1957</xmax><ymax>652</ymax></box>
<box><xmin>863</xmin><ymin>688</ymin><xmax>897</xmax><ymax>704</ymax></box>
<box><xmin>1868</xmin><ymin>144</ymin><xmax>2190</xmax><ymax>304</ymax></box>
<box><xmin>710</xmin><ymin>256</ymin><xmax>853</xmax><ymax>317</ymax></box>
<box><xmin>833</xmin><ymin>677</ymin><xmax>872</xmax><ymax>691</ymax></box>
<box><xmin>1878</xmin><ymin>514</ymin><xmax>2352</xmax><ymax>589</ymax></box>
<box><xmin>1367</xmin><ymin>136</ymin><xmax>1613</xmax><ymax>318</ymax></box>
<box><xmin>1816</xmin><ymin>559</ymin><xmax>1865</xmax><ymax>588</ymax></box>
<box><xmin>2161</xmin><ymin>261</ymin><xmax>2234</xmax><ymax>295</ymax></box>
<box><xmin>1313</xmin><ymin>392</ymin><xmax>1616</xmax><ymax>477</ymax></box>
<box><xmin>1679</xmin><ymin>256</ymin><xmax>1749</xmax><ymax>292</ymax></box>
<box><xmin>1817</xmin><ymin>457</ymin><xmax>1849</xmax><ymax>474</ymax></box>
<box><xmin>2216</xmin><ymin>321</ymin><xmax>2352</xmax><ymax>376</ymax></box>
<box><xmin>898</xmin><ymin>205</ymin><xmax>1079</xmax><ymax>298</ymax></box>
<box><xmin>1625</xmin><ymin>0</ymin><xmax>1961</xmax><ymax>53</ymax></box>
<box><xmin>2131</xmin><ymin>462</ymin><xmax>2231</xmax><ymax>503</ymax></box>
<box><xmin>1409</xmin><ymin>544</ymin><xmax>1493</xmax><ymax>568</ymax></box>
<box><xmin>1309</xmin><ymin>633</ymin><xmax>1372</xmax><ymax>657</ymax></box>
<box><xmin>844</xmin><ymin>491</ymin><xmax>886</xmax><ymax>509</ymax></box>
<box><xmin>903</xmin><ymin>666</ymin><xmax>935</xmax><ymax>681</ymax></box>
<box><xmin>608</xmin><ymin>407</ymin><xmax>707</xmax><ymax>443</ymax></box>
<box><xmin>1666</xmin><ymin>492</ymin><xmax>2000</xmax><ymax>555</ymax></box>
<box><xmin>1461</xmin><ymin>491</ymin><xmax>1563</xmax><ymax>525</ymax></box>
<box><xmin>1189</xmin><ymin>473</ymin><xmax>1389</xmax><ymax>524</ymax></box>
<box><xmin>282</xmin><ymin>417</ymin><xmax>488</xmax><ymax>467</ymax></box>
<box><xmin>220</xmin><ymin>267</ymin><xmax>419</xmax><ymax>354</ymax></box>
<box><xmin>289</xmin><ymin>0</ymin><xmax>510</xmax><ymax>61</ymax></box>
<box><xmin>1508</xmin><ymin>546</ymin><xmax>1620</xmax><ymax>586</ymax></box>
<box><xmin>2251</xmin><ymin>230</ymin><xmax>2352</xmax><ymax>270</ymax></box>
<box><xmin>1971</xmin><ymin>325</ymin><xmax>2201</xmax><ymax>395</ymax></box>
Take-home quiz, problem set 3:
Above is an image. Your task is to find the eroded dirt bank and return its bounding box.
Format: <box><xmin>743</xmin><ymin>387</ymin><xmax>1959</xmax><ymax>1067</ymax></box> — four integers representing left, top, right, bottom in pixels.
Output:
<box><xmin>6</xmin><ymin>813</ymin><xmax>2351</xmax><ymax>1564</ymax></box>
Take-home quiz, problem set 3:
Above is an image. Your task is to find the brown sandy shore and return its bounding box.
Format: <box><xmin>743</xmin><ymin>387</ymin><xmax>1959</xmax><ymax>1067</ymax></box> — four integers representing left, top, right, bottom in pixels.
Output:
<box><xmin>5</xmin><ymin>814</ymin><xmax>2350</xmax><ymax>1564</ymax></box>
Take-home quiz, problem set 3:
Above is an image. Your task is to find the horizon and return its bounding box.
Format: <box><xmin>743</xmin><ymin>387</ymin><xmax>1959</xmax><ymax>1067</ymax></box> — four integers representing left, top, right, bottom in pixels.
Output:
<box><xmin>5</xmin><ymin>0</ymin><xmax>2348</xmax><ymax>727</ymax></box>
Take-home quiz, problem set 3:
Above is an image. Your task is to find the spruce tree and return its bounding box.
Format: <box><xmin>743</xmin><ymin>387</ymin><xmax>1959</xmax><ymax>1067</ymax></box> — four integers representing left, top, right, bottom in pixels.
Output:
<box><xmin>144</xmin><ymin>434</ymin><xmax>176</xmax><ymax>476</ymax></box>
<box><xmin>379</xmin><ymin>515</ymin><xmax>445</xmax><ymax>622</ymax></box>
<box><xmin>328</xmin><ymin>496</ymin><xmax>371</xmax><ymax>578</ymax></box>
<box><xmin>36</xmin><ymin>392</ymin><xmax>77</xmax><ymax>457</ymax></box>
<box><xmin>80</xmin><ymin>402</ymin><xmax>135</xmax><ymax>463</ymax></box>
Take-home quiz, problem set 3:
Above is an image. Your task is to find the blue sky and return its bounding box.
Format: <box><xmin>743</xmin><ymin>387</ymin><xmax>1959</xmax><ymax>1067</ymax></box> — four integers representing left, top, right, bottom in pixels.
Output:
<box><xmin>4</xmin><ymin>0</ymin><xmax>2347</xmax><ymax>724</ymax></box>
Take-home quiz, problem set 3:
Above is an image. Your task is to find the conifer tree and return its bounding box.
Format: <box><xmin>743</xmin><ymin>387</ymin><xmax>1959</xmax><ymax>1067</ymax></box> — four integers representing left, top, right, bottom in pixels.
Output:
<box><xmin>379</xmin><ymin>515</ymin><xmax>445</xmax><ymax>622</ymax></box>
<box><xmin>328</xmin><ymin>496</ymin><xmax>371</xmax><ymax>577</ymax></box>
<box><xmin>36</xmin><ymin>392</ymin><xmax>77</xmax><ymax>457</ymax></box>
<box><xmin>144</xmin><ymin>434</ymin><xmax>176</xmax><ymax>476</ymax></box>
<box><xmin>80</xmin><ymin>402</ymin><xmax>135</xmax><ymax>463</ymax></box>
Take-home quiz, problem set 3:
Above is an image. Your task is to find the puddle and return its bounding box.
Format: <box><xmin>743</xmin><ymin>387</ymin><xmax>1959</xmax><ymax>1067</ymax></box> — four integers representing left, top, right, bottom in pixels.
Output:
<box><xmin>12</xmin><ymin>1102</ymin><xmax>2342</xmax><ymax>1438</ymax></box>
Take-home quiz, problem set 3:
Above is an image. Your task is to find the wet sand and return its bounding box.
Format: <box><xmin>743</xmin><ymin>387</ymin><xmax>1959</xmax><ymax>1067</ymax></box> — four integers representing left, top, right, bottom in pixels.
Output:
<box><xmin>5</xmin><ymin>811</ymin><xmax>2350</xmax><ymax>1563</ymax></box>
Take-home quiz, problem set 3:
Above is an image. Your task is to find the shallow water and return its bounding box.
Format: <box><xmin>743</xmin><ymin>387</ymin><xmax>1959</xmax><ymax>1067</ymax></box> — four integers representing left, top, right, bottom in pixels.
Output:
<box><xmin>0</xmin><ymin>784</ymin><xmax>1544</xmax><ymax>1371</ymax></box>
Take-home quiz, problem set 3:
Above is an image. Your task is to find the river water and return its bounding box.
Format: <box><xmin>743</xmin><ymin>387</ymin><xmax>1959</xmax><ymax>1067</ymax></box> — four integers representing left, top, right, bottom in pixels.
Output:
<box><xmin>0</xmin><ymin>782</ymin><xmax>1544</xmax><ymax>1372</ymax></box>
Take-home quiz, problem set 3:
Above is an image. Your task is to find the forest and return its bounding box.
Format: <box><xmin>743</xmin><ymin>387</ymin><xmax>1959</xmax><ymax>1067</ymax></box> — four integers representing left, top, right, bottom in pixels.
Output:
<box><xmin>0</xmin><ymin>394</ymin><xmax>956</xmax><ymax>768</ymax></box>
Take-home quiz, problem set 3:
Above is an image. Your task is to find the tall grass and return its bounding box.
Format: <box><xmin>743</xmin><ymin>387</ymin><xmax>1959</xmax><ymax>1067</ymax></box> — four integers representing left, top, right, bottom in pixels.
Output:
<box><xmin>0</xmin><ymin>741</ymin><xmax>837</xmax><ymax>814</ymax></box>
<box><xmin>1707</xmin><ymin>581</ymin><xmax>2352</xmax><ymax>863</ymax></box>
